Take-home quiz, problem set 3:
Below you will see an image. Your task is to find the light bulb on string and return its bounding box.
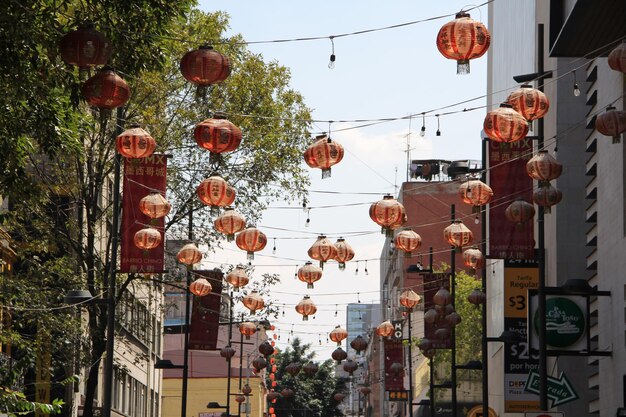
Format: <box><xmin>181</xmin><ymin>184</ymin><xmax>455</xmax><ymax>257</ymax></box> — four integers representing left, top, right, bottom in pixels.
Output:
<box><xmin>355</xmin><ymin>261</ymin><xmax>359</xmax><ymax>275</ymax></box>
<box><xmin>302</xmin><ymin>198</ymin><xmax>308</xmax><ymax>213</ymax></box>
<box><xmin>420</xmin><ymin>113</ymin><xmax>426</xmax><ymax>137</ymax></box>
<box><xmin>328</xmin><ymin>36</ymin><xmax>336</xmax><ymax>69</ymax></box>
<box><xmin>364</xmin><ymin>261</ymin><xmax>369</xmax><ymax>275</ymax></box>
<box><xmin>305</xmin><ymin>209</ymin><xmax>311</xmax><ymax>227</ymax></box>
<box><xmin>318</xmin><ymin>334</ymin><xmax>322</xmax><ymax>345</ymax></box>
<box><xmin>572</xmin><ymin>71</ymin><xmax>581</xmax><ymax>97</ymax></box>
<box><xmin>436</xmin><ymin>114</ymin><xmax>441</xmax><ymax>136</ymax></box>
<box><xmin>335</xmin><ymin>304</ymin><xmax>338</xmax><ymax>317</ymax></box>
<box><xmin>294</xmin><ymin>265</ymin><xmax>298</xmax><ymax>279</ymax></box>
<box><xmin>357</xmin><ymin>292</ymin><xmax>361</xmax><ymax>303</ymax></box>
<box><xmin>272</xmin><ymin>238</ymin><xmax>277</xmax><ymax>254</ymax></box>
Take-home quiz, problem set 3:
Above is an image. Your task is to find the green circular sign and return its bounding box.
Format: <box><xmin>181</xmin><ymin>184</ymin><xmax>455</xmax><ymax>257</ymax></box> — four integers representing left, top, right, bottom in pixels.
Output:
<box><xmin>534</xmin><ymin>297</ymin><xmax>586</xmax><ymax>348</ymax></box>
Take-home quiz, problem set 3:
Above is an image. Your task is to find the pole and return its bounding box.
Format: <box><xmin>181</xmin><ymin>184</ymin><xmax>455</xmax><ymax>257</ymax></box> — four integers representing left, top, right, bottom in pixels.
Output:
<box><xmin>181</xmin><ymin>210</ymin><xmax>193</xmax><ymax>417</ymax></box>
<box><xmin>450</xmin><ymin>205</ymin><xmax>457</xmax><ymax>417</ymax></box>
<box><xmin>407</xmin><ymin>308</ymin><xmax>414</xmax><ymax>417</ymax></box>
<box><xmin>102</xmin><ymin>107</ymin><xmax>124</xmax><ymax>417</ymax></box>
<box><xmin>428</xmin><ymin>247</ymin><xmax>435</xmax><ymax>417</ymax></box>
<box><xmin>481</xmin><ymin>138</ymin><xmax>490</xmax><ymax>417</ymax></box>
<box><xmin>226</xmin><ymin>293</ymin><xmax>233</xmax><ymax>417</ymax></box>
<box><xmin>536</xmin><ymin>23</ymin><xmax>549</xmax><ymax>411</ymax></box>
<box><xmin>238</xmin><ymin>314</ymin><xmax>244</xmax><ymax>417</ymax></box>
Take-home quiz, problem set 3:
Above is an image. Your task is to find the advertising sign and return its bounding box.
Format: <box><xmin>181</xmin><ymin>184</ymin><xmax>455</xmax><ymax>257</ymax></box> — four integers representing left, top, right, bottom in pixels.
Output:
<box><xmin>503</xmin><ymin>260</ymin><xmax>539</xmax><ymax>412</ymax></box>
<box><xmin>528</xmin><ymin>294</ymin><xmax>587</xmax><ymax>352</ymax></box>
<box><xmin>188</xmin><ymin>270</ymin><xmax>224</xmax><ymax>350</ymax></box>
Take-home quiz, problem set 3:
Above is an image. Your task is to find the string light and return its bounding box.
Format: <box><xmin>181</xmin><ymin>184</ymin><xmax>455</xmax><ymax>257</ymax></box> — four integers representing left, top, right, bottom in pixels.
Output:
<box><xmin>572</xmin><ymin>71</ymin><xmax>581</xmax><ymax>97</ymax></box>
<box><xmin>355</xmin><ymin>261</ymin><xmax>359</xmax><ymax>275</ymax></box>
<box><xmin>305</xmin><ymin>209</ymin><xmax>311</xmax><ymax>227</ymax></box>
<box><xmin>328</xmin><ymin>37</ymin><xmax>336</xmax><ymax>69</ymax></box>
<box><xmin>272</xmin><ymin>238</ymin><xmax>277</xmax><ymax>254</ymax></box>
<box><xmin>436</xmin><ymin>114</ymin><xmax>441</xmax><ymax>136</ymax></box>
<box><xmin>364</xmin><ymin>261</ymin><xmax>369</xmax><ymax>275</ymax></box>
<box><xmin>420</xmin><ymin>113</ymin><xmax>426</xmax><ymax>137</ymax></box>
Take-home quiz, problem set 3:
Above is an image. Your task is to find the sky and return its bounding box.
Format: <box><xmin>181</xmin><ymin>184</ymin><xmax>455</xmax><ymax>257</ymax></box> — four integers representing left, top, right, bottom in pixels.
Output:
<box><xmin>198</xmin><ymin>1</ymin><xmax>489</xmax><ymax>360</ymax></box>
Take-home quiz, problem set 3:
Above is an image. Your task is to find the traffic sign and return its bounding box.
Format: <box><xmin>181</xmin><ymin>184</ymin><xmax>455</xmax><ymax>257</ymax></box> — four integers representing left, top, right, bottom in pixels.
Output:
<box><xmin>524</xmin><ymin>370</ymin><xmax>578</xmax><ymax>406</ymax></box>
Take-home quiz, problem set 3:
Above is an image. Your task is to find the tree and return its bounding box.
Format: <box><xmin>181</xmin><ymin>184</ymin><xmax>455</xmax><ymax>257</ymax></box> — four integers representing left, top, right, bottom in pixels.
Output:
<box><xmin>0</xmin><ymin>2</ymin><xmax>312</xmax><ymax>416</ymax></box>
<box><xmin>268</xmin><ymin>338</ymin><xmax>346</xmax><ymax>417</ymax></box>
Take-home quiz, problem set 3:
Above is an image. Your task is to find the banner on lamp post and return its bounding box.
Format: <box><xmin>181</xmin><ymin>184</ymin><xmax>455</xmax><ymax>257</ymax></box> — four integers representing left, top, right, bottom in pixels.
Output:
<box><xmin>120</xmin><ymin>154</ymin><xmax>167</xmax><ymax>273</ymax></box>
<box><xmin>189</xmin><ymin>269</ymin><xmax>224</xmax><ymax>350</ymax></box>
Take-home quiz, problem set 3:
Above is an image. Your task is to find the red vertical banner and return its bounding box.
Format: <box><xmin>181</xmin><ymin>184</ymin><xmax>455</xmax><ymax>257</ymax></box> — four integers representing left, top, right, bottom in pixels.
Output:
<box><xmin>189</xmin><ymin>270</ymin><xmax>224</xmax><ymax>350</ymax></box>
<box><xmin>384</xmin><ymin>340</ymin><xmax>405</xmax><ymax>390</ymax></box>
<box><xmin>120</xmin><ymin>154</ymin><xmax>167</xmax><ymax>273</ymax></box>
<box><xmin>488</xmin><ymin>138</ymin><xmax>535</xmax><ymax>259</ymax></box>
<box><xmin>422</xmin><ymin>272</ymin><xmax>452</xmax><ymax>349</ymax></box>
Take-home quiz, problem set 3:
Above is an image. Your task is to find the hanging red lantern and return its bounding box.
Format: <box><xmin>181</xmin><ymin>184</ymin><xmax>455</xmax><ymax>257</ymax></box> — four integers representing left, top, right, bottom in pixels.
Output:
<box><xmin>116</xmin><ymin>124</ymin><xmax>157</xmax><ymax>159</ymax></box>
<box><xmin>458</xmin><ymin>180</ymin><xmax>493</xmax><ymax>211</ymax></box>
<box><xmin>303</xmin><ymin>134</ymin><xmax>344</xmax><ymax>179</ymax></box>
<box><xmin>389</xmin><ymin>362</ymin><xmax>404</xmax><ymax>377</ymax></box>
<box><xmin>376</xmin><ymin>320</ymin><xmax>394</xmax><ymax>337</ymax></box>
<box><xmin>176</xmin><ymin>243</ymin><xmax>203</xmax><ymax>266</ymax></box>
<box><xmin>333</xmin><ymin>238</ymin><xmax>355</xmax><ymax>270</ymax></box>
<box><xmin>595</xmin><ymin>106</ymin><xmax>626</xmax><ymax>144</ymax></box>
<box><xmin>285</xmin><ymin>362</ymin><xmax>302</xmax><ymax>376</ymax></box>
<box><xmin>342</xmin><ymin>359</ymin><xmax>358</xmax><ymax>376</ymax></box>
<box><xmin>297</xmin><ymin>261</ymin><xmax>323</xmax><ymax>289</ymax></box>
<box><xmin>418</xmin><ymin>338</ymin><xmax>433</xmax><ymax>352</ymax></box>
<box><xmin>59</xmin><ymin>22</ymin><xmax>112</xmax><ymax>69</ymax></box>
<box><xmin>333</xmin><ymin>392</ymin><xmax>346</xmax><ymax>402</ymax></box>
<box><xmin>505</xmin><ymin>199</ymin><xmax>536</xmax><ymax>225</ymax></box>
<box><xmin>370</xmin><ymin>195</ymin><xmax>406</xmax><ymax>236</ymax></box>
<box><xmin>226</xmin><ymin>265</ymin><xmax>249</xmax><ymax>290</ymax></box>
<box><xmin>242</xmin><ymin>290</ymin><xmax>265</xmax><ymax>314</ymax></box>
<box><xmin>220</xmin><ymin>345</ymin><xmax>236</xmax><ymax>361</ymax></box>
<box><xmin>462</xmin><ymin>247</ymin><xmax>484</xmax><ymax>270</ymax></box>
<box><xmin>483</xmin><ymin>103</ymin><xmax>529</xmax><ymax>143</ymax></box>
<box><xmin>433</xmin><ymin>288</ymin><xmax>452</xmax><ymax>306</ymax></box>
<box><xmin>526</xmin><ymin>151</ymin><xmax>563</xmax><ymax>184</ymax></box>
<box><xmin>436</xmin><ymin>11</ymin><xmax>491</xmax><ymax>74</ymax></box>
<box><xmin>359</xmin><ymin>386</ymin><xmax>371</xmax><ymax>396</ymax></box>
<box><xmin>533</xmin><ymin>184</ymin><xmax>563</xmax><ymax>214</ymax></box>
<box><xmin>307</xmin><ymin>235</ymin><xmax>337</xmax><ymax>269</ymax></box>
<box><xmin>507</xmin><ymin>84</ymin><xmax>550</xmax><ymax>121</ymax></box>
<box><xmin>608</xmin><ymin>41</ymin><xmax>626</xmax><ymax>74</ymax></box>
<box><xmin>239</xmin><ymin>322</ymin><xmax>257</xmax><ymax>340</ymax></box>
<box><xmin>295</xmin><ymin>295</ymin><xmax>317</xmax><ymax>321</ymax></box>
<box><xmin>82</xmin><ymin>67</ymin><xmax>130</xmax><ymax>110</ymax></box>
<box><xmin>235</xmin><ymin>395</ymin><xmax>246</xmax><ymax>404</ymax></box>
<box><xmin>242</xmin><ymin>384</ymin><xmax>252</xmax><ymax>395</ymax></box>
<box><xmin>214</xmin><ymin>208</ymin><xmax>246</xmax><ymax>241</ymax></box>
<box><xmin>302</xmin><ymin>362</ymin><xmax>319</xmax><ymax>375</ymax></box>
<box><xmin>399</xmin><ymin>289</ymin><xmax>422</xmax><ymax>311</ymax></box>
<box><xmin>194</xmin><ymin>113</ymin><xmax>242</xmax><ymax>155</ymax></box>
<box><xmin>134</xmin><ymin>227</ymin><xmax>161</xmax><ymax>250</ymax></box>
<box><xmin>189</xmin><ymin>278</ymin><xmax>212</xmax><ymax>297</ymax></box>
<box><xmin>180</xmin><ymin>45</ymin><xmax>231</xmax><ymax>94</ymax></box>
<box><xmin>424</xmin><ymin>309</ymin><xmax>438</xmax><ymax>324</ymax></box>
<box><xmin>467</xmin><ymin>289</ymin><xmax>486</xmax><ymax>306</ymax></box>
<box><xmin>139</xmin><ymin>192</ymin><xmax>171</xmax><ymax>220</ymax></box>
<box><xmin>443</xmin><ymin>220</ymin><xmax>473</xmax><ymax>248</ymax></box>
<box><xmin>435</xmin><ymin>328</ymin><xmax>451</xmax><ymax>341</ymax></box>
<box><xmin>329</xmin><ymin>325</ymin><xmax>348</xmax><ymax>346</ymax></box>
<box><xmin>197</xmin><ymin>176</ymin><xmax>236</xmax><ymax>208</ymax></box>
<box><xmin>350</xmin><ymin>335</ymin><xmax>368</xmax><ymax>354</ymax></box>
<box><xmin>394</xmin><ymin>229</ymin><xmax>422</xmax><ymax>256</ymax></box>
<box><xmin>331</xmin><ymin>347</ymin><xmax>347</xmax><ymax>364</ymax></box>
<box><xmin>446</xmin><ymin>312</ymin><xmax>462</xmax><ymax>327</ymax></box>
<box><xmin>259</xmin><ymin>341</ymin><xmax>274</xmax><ymax>358</ymax></box>
<box><xmin>267</xmin><ymin>391</ymin><xmax>281</xmax><ymax>401</ymax></box>
<box><xmin>252</xmin><ymin>356</ymin><xmax>267</xmax><ymax>371</ymax></box>
<box><xmin>281</xmin><ymin>388</ymin><xmax>294</xmax><ymax>398</ymax></box>
<box><xmin>236</xmin><ymin>227</ymin><xmax>267</xmax><ymax>260</ymax></box>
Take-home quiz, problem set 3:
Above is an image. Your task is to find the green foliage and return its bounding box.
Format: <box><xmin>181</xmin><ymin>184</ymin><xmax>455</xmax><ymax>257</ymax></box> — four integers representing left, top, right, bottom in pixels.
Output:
<box><xmin>269</xmin><ymin>338</ymin><xmax>345</xmax><ymax>417</ymax></box>
<box><xmin>0</xmin><ymin>387</ymin><xmax>64</xmax><ymax>416</ymax></box>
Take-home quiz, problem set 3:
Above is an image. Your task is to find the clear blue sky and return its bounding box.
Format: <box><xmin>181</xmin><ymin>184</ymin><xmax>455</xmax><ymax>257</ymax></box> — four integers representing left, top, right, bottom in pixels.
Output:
<box><xmin>200</xmin><ymin>0</ymin><xmax>489</xmax><ymax>359</ymax></box>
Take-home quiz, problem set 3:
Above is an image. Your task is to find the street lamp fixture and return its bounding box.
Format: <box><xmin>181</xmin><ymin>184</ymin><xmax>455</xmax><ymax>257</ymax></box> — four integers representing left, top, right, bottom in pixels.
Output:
<box><xmin>64</xmin><ymin>289</ymin><xmax>103</xmax><ymax>305</ymax></box>
<box><xmin>455</xmin><ymin>360</ymin><xmax>483</xmax><ymax>370</ymax></box>
<box><xmin>512</xmin><ymin>70</ymin><xmax>553</xmax><ymax>83</ymax></box>
<box><xmin>207</xmin><ymin>402</ymin><xmax>227</xmax><ymax>409</ymax></box>
<box><xmin>486</xmin><ymin>330</ymin><xmax>525</xmax><ymax>344</ymax></box>
<box><xmin>154</xmin><ymin>359</ymin><xmax>184</xmax><ymax>370</ymax></box>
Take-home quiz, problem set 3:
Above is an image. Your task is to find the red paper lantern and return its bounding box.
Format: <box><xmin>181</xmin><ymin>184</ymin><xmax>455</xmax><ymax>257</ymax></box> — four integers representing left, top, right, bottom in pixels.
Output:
<box><xmin>424</xmin><ymin>309</ymin><xmax>438</xmax><ymax>324</ymax></box>
<box><xmin>197</xmin><ymin>176</ymin><xmax>236</xmax><ymax>208</ymax></box>
<box><xmin>399</xmin><ymin>289</ymin><xmax>421</xmax><ymax>311</ymax></box>
<box><xmin>350</xmin><ymin>335</ymin><xmax>368</xmax><ymax>354</ymax></box>
<box><xmin>281</xmin><ymin>388</ymin><xmax>294</xmax><ymax>398</ymax></box>
<box><xmin>242</xmin><ymin>290</ymin><xmax>265</xmax><ymax>314</ymax></box>
<box><xmin>608</xmin><ymin>41</ymin><xmax>626</xmax><ymax>74</ymax></box>
<box><xmin>418</xmin><ymin>338</ymin><xmax>433</xmax><ymax>351</ymax></box>
<box><xmin>59</xmin><ymin>22</ymin><xmax>112</xmax><ymax>68</ymax></box>
<box><xmin>236</xmin><ymin>227</ymin><xmax>267</xmax><ymax>260</ymax></box>
<box><xmin>180</xmin><ymin>45</ymin><xmax>231</xmax><ymax>87</ymax></box>
<box><xmin>526</xmin><ymin>151</ymin><xmax>563</xmax><ymax>184</ymax></box>
<box><xmin>220</xmin><ymin>345</ymin><xmax>236</xmax><ymax>360</ymax></box>
<box><xmin>342</xmin><ymin>359</ymin><xmax>358</xmax><ymax>376</ymax></box>
<box><xmin>295</xmin><ymin>295</ymin><xmax>317</xmax><ymax>321</ymax></box>
<box><xmin>267</xmin><ymin>391</ymin><xmax>281</xmax><ymax>401</ymax></box>
<box><xmin>139</xmin><ymin>192</ymin><xmax>171</xmax><ymax>220</ymax></box>
<box><xmin>370</xmin><ymin>195</ymin><xmax>406</xmax><ymax>236</ymax></box>
<box><xmin>329</xmin><ymin>325</ymin><xmax>348</xmax><ymax>346</ymax></box>
<box><xmin>446</xmin><ymin>312</ymin><xmax>462</xmax><ymax>327</ymax></box>
<box><xmin>443</xmin><ymin>220</ymin><xmax>473</xmax><ymax>248</ymax></box>
<box><xmin>436</xmin><ymin>11</ymin><xmax>491</xmax><ymax>74</ymax></box>
<box><xmin>595</xmin><ymin>106</ymin><xmax>626</xmax><ymax>144</ymax></box>
<box><xmin>194</xmin><ymin>113</ymin><xmax>242</xmax><ymax>155</ymax></box>
<box><xmin>226</xmin><ymin>265</ymin><xmax>249</xmax><ymax>290</ymax></box>
<box><xmin>307</xmin><ymin>235</ymin><xmax>337</xmax><ymax>269</ymax></box>
<box><xmin>116</xmin><ymin>124</ymin><xmax>157</xmax><ymax>159</ymax></box>
<box><xmin>433</xmin><ymin>288</ymin><xmax>452</xmax><ymax>306</ymax></box>
<box><xmin>285</xmin><ymin>362</ymin><xmax>302</xmax><ymax>376</ymax></box>
<box><xmin>507</xmin><ymin>84</ymin><xmax>550</xmax><ymax>121</ymax></box>
<box><xmin>242</xmin><ymin>384</ymin><xmax>252</xmax><ymax>395</ymax></box>
<box><xmin>82</xmin><ymin>67</ymin><xmax>130</xmax><ymax>110</ymax></box>
<box><xmin>239</xmin><ymin>322</ymin><xmax>257</xmax><ymax>340</ymax></box>
<box><xmin>483</xmin><ymin>103</ymin><xmax>529</xmax><ymax>143</ymax></box>
<box><xmin>297</xmin><ymin>261</ymin><xmax>323</xmax><ymax>289</ymax></box>
<box><xmin>176</xmin><ymin>243</ymin><xmax>203</xmax><ymax>266</ymax></box>
<box><xmin>302</xmin><ymin>362</ymin><xmax>319</xmax><ymax>375</ymax></box>
<box><xmin>394</xmin><ymin>229</ymin><xmax>422</xmax><ymax>256</ymax></box>
<box><xmin>435</xmin><ymin>328</ymin><xmax>451</xmax><ymax>341</ymax></box>
<box><xmin>375</xmin><ymin>320</ymin><xmax>394</xmax><ymax>337</ymax></box>
<box><xmin>259</xmin><ymin>341</ymin><xmax>274</xmax><ymax>358</ymax></box>
<box><xmin>134</xmin><ymin>227</ymin><xmax>161</xmax><ymax>250</ymax></box>
<box><xmin>505</xmin><ymin>199</ymin><xmax>535</xmax><ymax>224</ymax></box>
<box><xmin>359</xmin><ymin>386</ymin><xmax>371</xmax><ymax>396</ymax></box>
<box><xmin>467</xmin><ymin>289</ymin><xmax>486</xmax><ymax>306</ymax></box>
<box><xmin>235</xmin><ymin>395</ymin><xmax>246</xmax><ymax>404</ymax></box>
<box><xmin>533</xmin><ymin>184</ymin><xmax>563</xmax><ymax>214</ymax></box>
<box><xmin>252</xmin><ymin>356</ymin><xmax>267</xmax><ymax>371</ymax></box>
<box><xmin>389</xmin><ymin>362</ymin><xmax>404</xmax><ymax>377</ymax></box>
<box><xmin>331</xmin><ymin>347</ymin><xmax>347</xmax><ymax>364</ymax></box>
<box><xmin>189</xmin><ymin>278</ymin><xmax>212</xmax><ymax>297</ymax></box>
<box><xmin>214</xmin><ymin>208</ymin><xmax>246</xmax><ymax>241</ymax></box>
<box><xmin>333</xmin><ymin>238</ymin><xmax>355</xmax><ymax>270</ymax></box>
<box><xmin>303</xmin><ymin>134</ymin><xmax>344</xmax><ymax>178</ymax></box>
<box><xmin>458</xmin><ymin>180</ymin><xmax>493</xmax><ymax>210</ymax></box>
<box><xmin>333</xmin><ymin>392</ymin><xmax>345</xmax><ymax>402</ymax></box>
<box><xmin>462</xmin><ymin>247</ymin><xmax>484</xmax><ymax>270</ymax></box>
